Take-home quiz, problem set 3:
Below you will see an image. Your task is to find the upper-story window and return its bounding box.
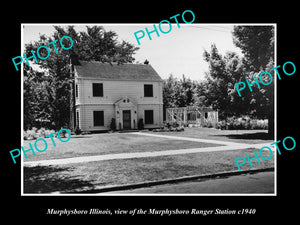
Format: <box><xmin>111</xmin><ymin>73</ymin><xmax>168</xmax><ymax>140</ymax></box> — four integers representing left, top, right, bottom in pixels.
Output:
<box><xmin>144</xmin><ymin>84</ymin><xmax>153</xmax><ymax>97</ymax></box>
<box><xmin>92</xmin><ymin>83</ymin><xmax>103</xmax><ymax>97</ymax></box>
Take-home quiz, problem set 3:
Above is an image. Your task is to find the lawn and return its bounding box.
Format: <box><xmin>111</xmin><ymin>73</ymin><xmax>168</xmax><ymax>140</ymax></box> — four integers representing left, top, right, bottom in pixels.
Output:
<box><xmin>151</xmin><ymin>127</ymin><xmax>273</xmax><ymax>144</ymax></box>
<box><xmin>23</xmin><ymin>148</ymin><xmax>274</xmax><ymax>193</ymax></box>
<box><xmin>23</xmin><ymin>132</ymin><xmax>222</xmax><ymax>162</ymax></box>
<box><xmin>23</xmin><ymin>128</ymin><xmax>275</xmax><ymax>193</ymax></box>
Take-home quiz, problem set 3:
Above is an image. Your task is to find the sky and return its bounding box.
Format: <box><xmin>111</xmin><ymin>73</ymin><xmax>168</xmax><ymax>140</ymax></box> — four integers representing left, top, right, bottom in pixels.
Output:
<box><xmin>23</xmin><ymin>24</ymin><xmax>243</xmax><ymax>81</ymax></box>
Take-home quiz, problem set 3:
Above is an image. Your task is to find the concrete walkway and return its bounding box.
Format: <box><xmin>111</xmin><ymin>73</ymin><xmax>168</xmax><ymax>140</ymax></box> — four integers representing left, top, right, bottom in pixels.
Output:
<box><xmin>23</xmin><ymin>132</ymin><xmax>273</xmax><ymax>167</ymax></box>
<box><xmin>132</xmin><ymin>132</ymin><xmax>251</xmax><ymax>146</ymax></box>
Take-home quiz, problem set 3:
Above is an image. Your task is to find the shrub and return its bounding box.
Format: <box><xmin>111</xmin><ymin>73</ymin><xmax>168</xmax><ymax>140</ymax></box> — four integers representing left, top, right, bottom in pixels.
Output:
<box><xmin>59</xmin><ymin>129</ymin><xmax>66</xmax><ymax>138</ymax></box>
<box><xmin>250</xmin><ymin>119</ymin><xmax>268</xmax><ymax>130</ymax></box>
<box><xmin>165</xmin><ymin>122</ymin><xmax>172</xmax><ymax>129</ymax></box>
<box><xmin>23</xmin><ymin>127</ymin><xmax>56</xmax><ymax>140</ymax></box>
<box><xmin>176</xmin><ymin>125</ymin><xmax>185</xmax><ymax>132</ymax></box>
<box><xmin>138</xmin><ymin>119</ymin><xmax>144</xmax><ymax>130</ymax></box>
<box><xmin>74</xmin><ymin>126</ymin><xmax>82</xmax><ymax>135</ymax></box>
<box><xmin>110</xmin><ymin>118</ymin><xmax>116</xmax><ymax>131</ymax></box>
<box><xmin>37</xmin><ymin>127</ymin><xmax>46</xmax><ymax>138</ymax></box>
<box><xmin>45</xmin><ymin>129</ymin><xmax>55</xmax><ymax>136</ymax></box>
<box><xmin>23</xmin><ymin>131</ymin><xmax>29</xmax><ymax>140</ymax></box>
<box><xmin>217</xmin><ymin>120</ymin><xmax>227</xmax><ymax>130</ymax></box>
<box><xmin>206</xmin><ymin>121</ymin><xmax>214</xmax><ymax>128</ymax></box>
<box><xmin>173</xmin><ymin>122</ymin><xmax>180</xmax><ymax>128</ymax></box>
<box><xmin>218</xmin><ymin>116</ymin><xmax>268</xmax><ymax>130</ymax></box>
<box><xmin>25</xmin><ymin>128</ymin><xmax>38</xmax><ymax>140</ymax></box>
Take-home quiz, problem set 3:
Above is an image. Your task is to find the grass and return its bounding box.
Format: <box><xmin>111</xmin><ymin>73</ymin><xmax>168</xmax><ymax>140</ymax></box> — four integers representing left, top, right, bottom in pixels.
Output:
<box><xmin>23</xmin><ymin>132</ymin><xmax>221</xmax><ymax>162</ymax></box>
<box><xmin>23</xmin><ymin>148</ymin><xmax>274</xmax><ymax>193</ymax></box>
<box><xmin>23</xmin><ymin>128</ymin><xmax>275</xmax><ymax>193</ymax></box>
<box><xmin>23</xmin><ymin>166</ymin><xmax>95</xmax><ymax>193</ymax></box>
<box><xmin>150</xmin><ymin>127</ymin><xmax>274</xmax><ymax>144</ymax></box>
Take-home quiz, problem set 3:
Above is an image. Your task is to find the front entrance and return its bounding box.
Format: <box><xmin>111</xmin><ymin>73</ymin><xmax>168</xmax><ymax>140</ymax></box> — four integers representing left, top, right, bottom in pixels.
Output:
<box><xmin>122</xmin><ymin>110</ymin><xmax>131</xmax><ymax>129</ymax></box>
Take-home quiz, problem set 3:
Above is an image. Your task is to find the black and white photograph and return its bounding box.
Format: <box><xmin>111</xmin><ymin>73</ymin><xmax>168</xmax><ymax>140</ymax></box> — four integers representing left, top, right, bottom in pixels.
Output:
<box><xmin>20</xmin><ymin>23</ymin><xmax>276</xmax><ymax>195</ymax></box>
<box><xmin>4</xmin><ymin>4</ymin><xmax>298</xmax><ymax>221</ymax></box>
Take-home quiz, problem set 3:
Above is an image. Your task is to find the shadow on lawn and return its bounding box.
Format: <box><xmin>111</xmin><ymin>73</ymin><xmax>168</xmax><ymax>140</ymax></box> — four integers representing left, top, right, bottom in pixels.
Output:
<box><xmin>70</xmin><ymin>135</ymin><xmax>93</xmax><ymax>138</ymax></box>
<box><xmin>211</xmin><ymin>132</ymin><xmax>273</xmax><ymax>140</ymax></box>
<box><xmin>23</xmin><ymin>166</ymin><xmax>95</xmax><ymax>193</ymax></box>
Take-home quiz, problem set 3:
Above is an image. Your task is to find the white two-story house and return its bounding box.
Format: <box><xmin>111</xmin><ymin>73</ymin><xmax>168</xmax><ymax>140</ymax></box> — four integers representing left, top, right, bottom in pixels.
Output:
<box><xmin>71</xmin><ymin>60</ymin><xmax>163</xmax><ymax>131</ymax></box>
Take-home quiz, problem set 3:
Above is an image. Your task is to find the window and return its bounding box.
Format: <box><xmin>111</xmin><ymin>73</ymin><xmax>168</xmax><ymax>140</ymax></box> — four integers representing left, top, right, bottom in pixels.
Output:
<box><xmin>144</xmin><ymin>84</ymin><xmax>153</xmax><ymax>97</ymax></box>
<box><xmin>145</xmin><ymin>110</ymin><xmax>154</xmax><ymax>124</ymax></box>
<box><xmin>92</xmin><ymin>83</ymin><xmax>103</xmax><ymax>97</ymax></box>
<box><xmin>93</xmin><ymin>111</ymin><xmax>104</xmax><ymax>126</ymax></box>
<box><xmin>75</xmin><ymin>84</ymin><xmax>78</xmax><ymax>98</ymax></box>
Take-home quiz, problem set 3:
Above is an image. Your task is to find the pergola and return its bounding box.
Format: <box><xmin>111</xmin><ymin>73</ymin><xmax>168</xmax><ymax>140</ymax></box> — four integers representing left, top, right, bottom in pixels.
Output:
<box><xmin>166</xmin><ymin>106</ymin><xmax>218</xmax><ymax>127</ymax></box>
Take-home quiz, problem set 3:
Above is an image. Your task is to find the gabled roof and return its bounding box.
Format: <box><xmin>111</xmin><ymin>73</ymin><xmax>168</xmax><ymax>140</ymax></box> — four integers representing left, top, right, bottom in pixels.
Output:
<box><xmin>74</xmin><ymin>61</ymin><xmax>162</xmax><ymax>81</ymax></box>
<box><xmin>114</xmin><ymin>97</ymin><xmax>137</xmax><ymax>106</ymax></box>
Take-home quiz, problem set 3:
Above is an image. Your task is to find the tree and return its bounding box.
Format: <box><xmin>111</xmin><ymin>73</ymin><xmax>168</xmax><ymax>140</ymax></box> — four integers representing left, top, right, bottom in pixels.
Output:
<box><xmin>232</xmin><ymin>26</ymin><xmax>274</xmax><ymax>72</ymax></box>
<box><xmin>202</xmin><ymin>44</ymin><xmax>250</xmax><ymax>119</ymax></box>
<box><xmin>75</xmin><ymin>26</ymin><xmax>139</xmax><ymax>64</ymax></box>
<box><xmin>23</xmin><ymin>64</ymin><xmax>54</xmax><ymax>129</ymax></box>
<box><xmin>232</xmin><ymin>26</ymin><xmax>275</xmax><ymax>136</ymax></box>
<box><xmin>24</xmin><ymin>25</ymin><xmax>139</xmax><ymax>130</ymax></box>
<box><xmin>163</xmin><ymin>74</ymin><xmax>177</xmax><ymax>110</ymax></box>
<box><xmin>174</xmin><ymin>75</ymin><xmax>195</xmax><ymax>107</ymax></box>
<box><xmin>162</xmin><ymin>74</ymin><xmax>197</xmax><ymax>120</ymax></box>
<box><xmin>192</xmin><ymin>80</ymin><xmax>208</xmax><ymax>108</ymax></box>
<box><xmin>163</xmin><ymin>74</ymin><xmax>196</xmax><ymax>108</ymax></box>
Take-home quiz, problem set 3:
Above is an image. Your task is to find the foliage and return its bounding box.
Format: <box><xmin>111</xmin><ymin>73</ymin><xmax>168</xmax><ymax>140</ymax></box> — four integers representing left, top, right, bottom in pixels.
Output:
<box><xmin>162</xmin><ymin>45</ymin><xmax>254</xmax><ymax>120</ymax></box>
<box><xmin>217</xmin><ymin>116</ymin><xmax>268</xmax><ymax>130</ymax></box>
<box><xmin>153</xmin><ymin>122</ymin><xmax>184</xmax><ymax>132</ymax></box>
<box><xmin>162</xmin><ymin>74</ymin><xmax>198</xmax><ymax>120</ymax></box>
<box><xmin>232</xmin><ymin>26</ymin><xmax>274</xmax><ymax>135</ymax></box>
<box><xmin>110</xmin><ymin>118</ymin><xmax>116</xmax><ymax>131</ymax></box>
<box><xmin>232</xmin><ymin>26</ymin><xmax>274</xmax><ymax>72</ymax></box>
<box><xmin>74</xmin><ymin>126</ymin><xmax>82</xmax><ymax>135</ymax></box>
<box><xmin>202</xmin><ymin>121</ymin><xmax>214</xmax><ymax>128</ymax></box>
<box><xmin>24</xmin><ymin>127</ymin><xmax>56</xmax><ymax>140</ymax></box>
<box><xmin>24</xmin><ymin>26</ymin><xmax>139</xmax><ymax>130</ymax></box>
<box><xmin>162</xmin><ymin>25</ymin><xmax>274</xmax><ymax>129</ymax></box>
<box><xmin>202</xmin><ymin>45</ymin><xmax>252</xmax><ymax>119</ymax></box>
<box><xmin>138</xmin><ymin>118</ymin><xmax>144</xmax><ymax>130</ymax></box>
<box><xmin>23</xmin><ymin>64</ymin><xmax>53</xmax><ymax>130</ymax></box>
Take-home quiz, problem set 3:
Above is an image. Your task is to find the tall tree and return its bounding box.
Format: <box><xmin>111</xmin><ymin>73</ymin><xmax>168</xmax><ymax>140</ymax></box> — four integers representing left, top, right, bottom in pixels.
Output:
<box><xmin>163</xmin><ymin>74</ymin><xmax>177</xmax><ymax>109</ymax></box>
<box><xmin>24</xmin><ymin>26</ymin><xmax>139</xmax><ymax>130</ymax></box>
<box><xmin>192</xmin><ymin>80</ymin><xmax>208</xmax><ymax>108</ymax></box>
<box><xmin>174</xmin><ymin>75</ymin><xmax>195</xmax><ymax>107</ymax></box>
<box><xmin>232</xmin><ymin>26</ymin><xmax>275</xmax><ymax>136</ymax></box>
<box><xmin>202</xmin><ymin>44</ymin><xmax>250</xmax><ymax>119</ymax></box>
<box><xmin>163</xmin><ymin>74</ymin><xmax>196</xmax><ymax>109</ymax></box>
<box><xmin>232</xmin><ymin>26</ymin><xmax>274</xmax><ymax>72</ymax></box>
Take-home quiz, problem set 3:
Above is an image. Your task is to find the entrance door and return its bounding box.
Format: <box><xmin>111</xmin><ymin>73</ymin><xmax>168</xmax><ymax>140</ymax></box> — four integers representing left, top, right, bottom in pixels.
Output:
<box><xmin>123</xmin><ymin>110</ymin><xmax>131</xmax><ymax>129</ymax></box>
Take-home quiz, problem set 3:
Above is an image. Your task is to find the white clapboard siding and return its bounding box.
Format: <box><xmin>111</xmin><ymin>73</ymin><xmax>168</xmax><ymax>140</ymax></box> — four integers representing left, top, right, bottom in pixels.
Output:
<box><xmin>78</xmin><ymin>104</ymin><xmax>115</xmax><ymax>131</ymax></box>
<box><xmin>138</xmin><ymin>104</ymin><xmax>163</xmax><ymax>128</ymax></box>
<box><xmin>75</xmin><ymin>79</ymin><xmax>163</xmax><ymax>131</ymax></box>
<box><xmin>75</xmin><ymin>79</ymin><xmax>163</xmax><ymax>106</ymax></box>
<box><xmin>77</xmin><ymin>103</ymin><xmax>163</xmax><ymax>130</ymax></box>
<box><xmin>73</xmin><ymin>62</ymin><xmax>164</xmax><ymax>131</ymax></box>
